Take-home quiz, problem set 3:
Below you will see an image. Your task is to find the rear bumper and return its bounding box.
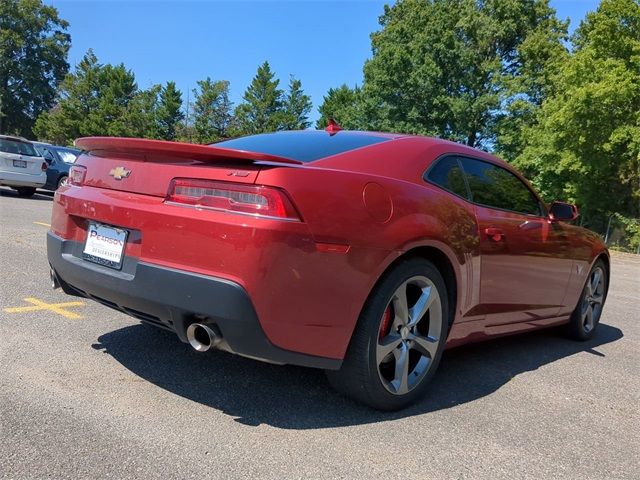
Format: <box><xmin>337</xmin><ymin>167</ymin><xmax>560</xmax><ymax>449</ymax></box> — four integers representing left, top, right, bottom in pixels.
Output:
<box><xmin>47</xmin><ymin>232</ymin><xmax>341</xmax><ymax>370</ymax></box>
<box><xmin>0</xmin><ymin>170</ymin><xmax>46</xmax><ymax>187</ymax></box>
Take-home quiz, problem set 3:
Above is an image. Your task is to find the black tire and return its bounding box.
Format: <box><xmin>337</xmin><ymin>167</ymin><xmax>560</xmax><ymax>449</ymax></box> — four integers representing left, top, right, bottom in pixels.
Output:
<box><xmin>15</xmin><ymin>187</ymin><xmax>36</xmax><ymax>197</ymax></box>
<box><xmin>326</xmin><ymin>258</ymin><xmax>449</xmax><ymax>411</ymax></box>
<box><xmin>565</xmin><ymin>259</ymin><xmax>608</xmax><ymax>341</ymax></box>
<box><xmin>57</xmin><ymin>175</ymin><xmax>68</xmax><ymax>189</ymax></box>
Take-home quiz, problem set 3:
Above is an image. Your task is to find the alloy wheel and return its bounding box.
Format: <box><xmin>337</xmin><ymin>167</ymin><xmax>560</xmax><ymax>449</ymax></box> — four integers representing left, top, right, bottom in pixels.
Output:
<box><xmin>376</xmin><ymin>275</ymin><xmax>442</xmax><ymax>395</ymax></box>
<box><xmin>581</xmin><ymin>266</ymin><xmax>605</xmax><ymax>333</ymax></box>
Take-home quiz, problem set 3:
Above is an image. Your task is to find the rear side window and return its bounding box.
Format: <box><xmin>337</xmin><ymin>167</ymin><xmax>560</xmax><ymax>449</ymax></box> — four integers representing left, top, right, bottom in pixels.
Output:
<box><xmin>0</xmin><ymin>138</ymin><xmax>38</xmax><ymax>157</ymax></box>
<box><xmin>425</xmin><ymin>156</ymin><xmax>469</xmax><ymax>199</ymax></box>
<box><xmin>460</xmin><ymin>158</ymin><xmax>541</xmax><ymax>216</ymax></box>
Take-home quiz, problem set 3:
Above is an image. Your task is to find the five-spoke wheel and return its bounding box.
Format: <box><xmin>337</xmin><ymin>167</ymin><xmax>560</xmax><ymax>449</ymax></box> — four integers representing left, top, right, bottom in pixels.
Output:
<box><xmin>326</xmin><ymin>258</ymin><xmax>448</xmax><ymax>410</ymax></box>
<box><xmin>567</xmin><ymin>260</ymin><xmax>608</xmax><ymax>341</ymax></box>
<box><xmin>376</xmin><ymin>276</ymin><xmax>442</xmax><ymax>395</ymax></box>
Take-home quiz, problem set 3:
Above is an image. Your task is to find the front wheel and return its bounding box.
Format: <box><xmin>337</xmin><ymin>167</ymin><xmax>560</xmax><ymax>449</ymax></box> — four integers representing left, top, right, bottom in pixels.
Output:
<box><xmin>566</xmin><ymin>260</ymin><xmax>608</xmax><ymax>341</ymax></box>
<box><xmin>57</xmin><ymin>175</ymin><xmax>68</xmax><ymax>189</ymax></box>
<box><xmin>326</xmin><ymin>258</ymin><xmax>448</xmax><ymax>411</ymax></box>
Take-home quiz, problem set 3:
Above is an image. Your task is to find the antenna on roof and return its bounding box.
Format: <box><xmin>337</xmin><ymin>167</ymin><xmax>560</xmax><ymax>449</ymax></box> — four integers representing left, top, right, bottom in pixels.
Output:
<box><xmin>325</xmin><ymin>118</ymin><xmax>342</xmax><ymax>135</ymax></box>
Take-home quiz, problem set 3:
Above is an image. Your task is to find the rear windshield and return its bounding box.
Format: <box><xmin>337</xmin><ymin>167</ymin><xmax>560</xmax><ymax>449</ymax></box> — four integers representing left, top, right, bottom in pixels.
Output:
<box><xmin>213</xmin><ymin>131</ymin><xmax>390</xmax><ymax>162</ymax></box>
<box><xmin>0</xmin><ymin>138</ymin><xmax>38</xmax><ymax>157</ymax></box>
<box><xmin>56</xmin><ymin>147</ymin><xmax>80</xmax><ymax>163</ymax></box>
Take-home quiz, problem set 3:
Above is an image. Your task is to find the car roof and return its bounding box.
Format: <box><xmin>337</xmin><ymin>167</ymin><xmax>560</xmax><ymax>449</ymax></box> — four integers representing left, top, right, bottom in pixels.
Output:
<box><xmin>0</xmin><ymin>135</ymin><xmax>32</xmax><ymax>143</ymax></box>
<box><xmin>310</xmin><ymin>130</ymin><xmax>521</xmax><ymax>185</ymax></box>
<box><xmin>213</xmin><ymin>129</ymin><xmax>509</xmax><ymax>169</ymax></box>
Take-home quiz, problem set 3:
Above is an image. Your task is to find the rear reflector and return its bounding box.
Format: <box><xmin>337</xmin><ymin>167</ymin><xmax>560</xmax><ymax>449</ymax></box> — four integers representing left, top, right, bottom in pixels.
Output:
<box><xmin>166</xmin><ymin>178</ymin><xmax>301</xmax><ymax>221</ymax></box>
<box><xmin>69</xmin><ymin>165</ymin><xmax>86</xmax><ymax>186</ymax></box>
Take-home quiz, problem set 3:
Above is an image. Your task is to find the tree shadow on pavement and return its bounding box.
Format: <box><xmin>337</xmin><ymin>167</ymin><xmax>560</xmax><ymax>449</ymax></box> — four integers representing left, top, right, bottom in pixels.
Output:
<box><xmin>93</xmin><ymin>322</ymin><xmax>622</xmax><ymax>429</ymax></box>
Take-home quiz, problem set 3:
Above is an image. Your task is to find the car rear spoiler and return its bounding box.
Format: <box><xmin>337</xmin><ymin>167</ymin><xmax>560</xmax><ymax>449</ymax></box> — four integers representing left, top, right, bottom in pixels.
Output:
<box><xmin>74</xmin><ymin>137</ymin><xmax>303</xmax><ymax>165</ymax></box>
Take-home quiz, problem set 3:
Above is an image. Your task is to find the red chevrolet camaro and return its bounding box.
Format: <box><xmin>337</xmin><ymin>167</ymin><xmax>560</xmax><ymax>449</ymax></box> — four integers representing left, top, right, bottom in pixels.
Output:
<box><xmin>47</xmin><ymin>128</ymin><xmax>609</xmax><ymax>410</ymax></box>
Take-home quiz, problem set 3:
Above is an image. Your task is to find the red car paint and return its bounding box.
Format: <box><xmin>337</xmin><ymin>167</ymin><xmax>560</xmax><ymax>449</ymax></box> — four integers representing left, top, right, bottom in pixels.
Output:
<box><xmin>50</xmin><ymin>132</ymin><xmax>608</xmax><ymax>362</ymax></box>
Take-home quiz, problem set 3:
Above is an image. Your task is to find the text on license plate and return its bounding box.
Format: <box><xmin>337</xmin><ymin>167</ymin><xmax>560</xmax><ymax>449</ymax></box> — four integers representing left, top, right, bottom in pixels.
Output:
<box><xmin>13</xmin><ymin>160</ymin><xmax>27</xmax><ymax>168</ymax></box>
<box><xmin>82</xmin><ymin>223</ymin><xmax>128</xmax><ymax>269</ymax></box>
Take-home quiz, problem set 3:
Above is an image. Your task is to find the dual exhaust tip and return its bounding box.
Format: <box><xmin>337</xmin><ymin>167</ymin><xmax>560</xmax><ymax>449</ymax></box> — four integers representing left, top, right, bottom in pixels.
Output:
<box><xmin>186</xmin><ymin>323</ymin><xmax>222</xmax><ymax>352</ymax></box>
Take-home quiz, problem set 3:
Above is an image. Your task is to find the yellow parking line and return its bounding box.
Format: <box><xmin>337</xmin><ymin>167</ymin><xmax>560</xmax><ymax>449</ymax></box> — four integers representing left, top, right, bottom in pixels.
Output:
<box><xmin>4</xmin><ymin>297</ymin><xmax>85</xmax><ymax>320</ymax></box>
<box><xmin>33</xmin><ymin>222</ymin><xmax>51</xmax><ymax>227</ymax></box>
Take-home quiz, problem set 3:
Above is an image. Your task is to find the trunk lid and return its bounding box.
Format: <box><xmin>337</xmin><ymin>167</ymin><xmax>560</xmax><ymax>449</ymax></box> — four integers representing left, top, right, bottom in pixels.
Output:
<box><xmin>74</xmin><ymin>137</ymin><xmax>301</xmax><ymax>197</ymax></box>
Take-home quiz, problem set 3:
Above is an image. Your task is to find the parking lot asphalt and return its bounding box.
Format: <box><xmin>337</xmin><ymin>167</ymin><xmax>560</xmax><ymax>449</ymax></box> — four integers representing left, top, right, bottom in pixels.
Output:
<box><xmin>0</xmin><ymin>186</ymin><xmax>638</xmax><ymax>480</ymax></box>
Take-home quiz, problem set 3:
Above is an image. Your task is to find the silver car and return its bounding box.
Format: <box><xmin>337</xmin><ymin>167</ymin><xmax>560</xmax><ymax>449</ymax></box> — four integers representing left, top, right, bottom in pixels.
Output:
<box><xmin>0</xmin><ymin>135</ymin><xmax>47</xmax><ymax>197</ymax></box>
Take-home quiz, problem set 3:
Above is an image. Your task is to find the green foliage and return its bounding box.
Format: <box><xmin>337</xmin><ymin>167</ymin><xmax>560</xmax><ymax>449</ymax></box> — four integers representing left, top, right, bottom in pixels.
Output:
<box><xmin>33</xmin><ymin>50</ymin><xmax>162</xmax><ymax>144</ymax></box>
<box><xmin>281</xmin><ymin>76</ymin><xmax>312</xmax><ymax>130</ymax></box>
<box><xmin>316</xmin><ymin>85</ymin><xmax>363</xmax><ymax>129</ymax></box>
<box><xmin>516</xmin><ymin>0</ymin><xmax>640</xmax><ymax>222</ymax></box>
<box><xmin>191</xmin><ymin>78</ymin><xmax>232</xmax><ymax>143</ymax></box>
<box><xmin>0</xmin><ymin>0</ymin><xmax>71</xmax><ymax>137</ymax></box>
<box><xmin>234</xmin><ymin>62</ymin><xmax>313</xmax><ymax>134</ymax></box>
<box><xmin>235</xmin><ymin>61</ymin><xmax>283</xmax><ymax>134</ymax></box>
<box><xmin>157</xmin><ymin>82</ymin><xmax>183</xmax><ymax>141</ymax></box>
<box><xmin>610</xmin><ymin>213</ymin><xmax>640</xmax><ymax>252</ymax></box>
<box><xmin>361</xmin><ymin>0</ymin><xmax>568</xmax><ymax>148</ymax></box>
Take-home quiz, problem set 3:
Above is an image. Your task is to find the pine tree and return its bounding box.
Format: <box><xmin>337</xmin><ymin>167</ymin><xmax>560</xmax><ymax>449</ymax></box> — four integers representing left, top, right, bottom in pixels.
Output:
<box><xmin>192</xmin><ymin>78</ymin><xmax>233</xmax><ymax>143</ymax></box>
<box><xmin>235</xmin><ymin>61</ymin><xmax>283</xmax><ymax>134</ymax></box>
<box><xmin>157</xmin><ymin>81</ymin><xmax>183</xmax><ymax>141</ymax></box>
<box><xmin>282</xmin><ymin>76</ymin><xmax>312</xmax><ymax>130</ymax></box>
<box><xmin>34</xmin><ymin>50</ymin><xmax>160</xmax><ymax>144</ymax></box>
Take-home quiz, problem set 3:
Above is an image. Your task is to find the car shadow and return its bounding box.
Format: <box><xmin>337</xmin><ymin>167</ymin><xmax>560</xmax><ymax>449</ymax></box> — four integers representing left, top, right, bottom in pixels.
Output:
<box><xmin>0</xmin><ymin>187</ymin><xmax>53</xmax><ymax>200</ymax></box>
<box><xmin>93</xmin><ymin>322</ymin><xmax>623</xmax><ymax>429</ymax></box>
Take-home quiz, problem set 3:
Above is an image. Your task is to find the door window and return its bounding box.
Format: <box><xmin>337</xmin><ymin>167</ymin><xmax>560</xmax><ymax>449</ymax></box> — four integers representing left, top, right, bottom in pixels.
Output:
<box><xmin>460</xmin><ymin>158</ymin><xmax>542</xmax><ymax>216</ymax></box>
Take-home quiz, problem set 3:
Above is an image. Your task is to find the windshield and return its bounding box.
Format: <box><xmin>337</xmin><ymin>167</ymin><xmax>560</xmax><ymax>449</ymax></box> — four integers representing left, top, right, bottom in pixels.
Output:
<box><xmin>0</xmin><ymin>138</ymin><xmax>39</xmax><ymax>157</ymax></box>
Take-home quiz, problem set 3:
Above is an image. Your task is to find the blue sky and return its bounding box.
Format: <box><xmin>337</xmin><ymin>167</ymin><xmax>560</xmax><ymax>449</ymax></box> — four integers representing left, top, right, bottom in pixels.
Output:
<box><xmin>48</xmin><ymin>0</ymin><xmax>602</xmax><ymax>124</ymax></box>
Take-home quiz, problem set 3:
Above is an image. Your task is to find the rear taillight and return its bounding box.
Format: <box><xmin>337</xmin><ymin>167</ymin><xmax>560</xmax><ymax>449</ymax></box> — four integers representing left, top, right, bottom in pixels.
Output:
<box><xmin>41</xmin><ymin>162</ymin><xmax>48</xmax><ymax>171</ymax></box>
<box><xmin>69</xmin><ymin>165</ymin><xmax>86</xmax><ymax>186</ymax></box>
<box><xmin>166</xmin><ymin>178</ymin><xmax>301</xmax><ymax>221</ymax></box>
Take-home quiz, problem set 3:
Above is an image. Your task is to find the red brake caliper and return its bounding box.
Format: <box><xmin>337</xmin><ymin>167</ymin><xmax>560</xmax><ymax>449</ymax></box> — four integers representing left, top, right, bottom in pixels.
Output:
<box><xmin>378</xmin><ymin>305</ymin><xmax>393</xmax><ymax>340</ymax></box>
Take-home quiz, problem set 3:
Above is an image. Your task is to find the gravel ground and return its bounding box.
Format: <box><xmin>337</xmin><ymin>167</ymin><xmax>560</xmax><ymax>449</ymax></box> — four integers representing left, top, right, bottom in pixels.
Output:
<box><xmin>1</xmin><ymin>187</ymin><xmax>638</xmax><ymax>479</ymax></box>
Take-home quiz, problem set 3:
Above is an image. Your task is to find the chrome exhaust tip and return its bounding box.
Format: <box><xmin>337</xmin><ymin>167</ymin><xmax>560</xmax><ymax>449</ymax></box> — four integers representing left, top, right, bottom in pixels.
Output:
<box><xmin>186</xmin><ymin>323</ymin><xmax>222</xmax><ymax>352</ymax></box>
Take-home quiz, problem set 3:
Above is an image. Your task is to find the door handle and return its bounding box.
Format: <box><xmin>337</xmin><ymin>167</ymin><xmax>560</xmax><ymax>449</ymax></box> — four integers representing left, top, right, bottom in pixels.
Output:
<box><xmin>484</xmin><ymin>227</ymin><xmax>505</xmax><ymax>242</ymax></box>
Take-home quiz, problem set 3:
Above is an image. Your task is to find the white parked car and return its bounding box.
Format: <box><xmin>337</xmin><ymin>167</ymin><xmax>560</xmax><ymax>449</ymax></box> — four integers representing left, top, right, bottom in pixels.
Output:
<box><xmin>0</xmin><ymin>135</ymin><xmax>48</xmax><ymax>197</ymax></box>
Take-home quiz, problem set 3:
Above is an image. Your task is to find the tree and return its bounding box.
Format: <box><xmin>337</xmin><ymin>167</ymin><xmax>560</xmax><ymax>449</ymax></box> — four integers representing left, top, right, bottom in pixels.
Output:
<box><xmin>281</xmin><ymin>76</ymin><xmax>312</xmax><ymax>130</ymax></box>
<box><xmin>235</xmin><ymin>61</ymin><xmax>283</xmax><ymax>134</ymax></box>
<box><xmin>34</xmin><ymin>50</ymin><xmax>161</xmax><ymax>144</ymax></box>
<box><xmin>0</xmin><ymin>0</ymin><xmax>71</xmax><ymax>137</ymax></box>
<box><xmin>316</xmin><ymin>85</ymin><xmax>363</xmax><ymax>129</ymax></box>
<box><xmin>361</xmin><ymin>0</ymin><xmax>568</xmax><ymax>148</ymax></box>
<box><xmin>156</xmin><ymin>81</ymin><xmax>183</xmax><ymax>141</ymax></box>
<box><xmin>495</xmin><ymin>4</ymin><xmax>570</xmax><ymax>161</ymax></box>
<box><xmin>192</xmin><ymin>78</ymin><xmax>233</xmax><ymax>143</ymax></box>
<box><xmin>516</xmin><ymin>0</ymin><xmax>640</xmax><ymax>225</ymax></box>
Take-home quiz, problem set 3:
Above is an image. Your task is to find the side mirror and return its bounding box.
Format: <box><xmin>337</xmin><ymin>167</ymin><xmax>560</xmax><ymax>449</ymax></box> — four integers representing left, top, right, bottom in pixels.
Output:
<box><xmin>549</xmin><ymin>201</ymin><xmax>578</xmax><ymax>222</ymax></box>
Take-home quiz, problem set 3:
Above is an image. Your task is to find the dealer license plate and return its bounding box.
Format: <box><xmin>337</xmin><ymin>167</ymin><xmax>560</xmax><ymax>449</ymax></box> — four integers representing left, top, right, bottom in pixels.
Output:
<box><xmin>83</xmin><ymin>223</ymin><xmax>128</xmax><ymax>270</ymax></box>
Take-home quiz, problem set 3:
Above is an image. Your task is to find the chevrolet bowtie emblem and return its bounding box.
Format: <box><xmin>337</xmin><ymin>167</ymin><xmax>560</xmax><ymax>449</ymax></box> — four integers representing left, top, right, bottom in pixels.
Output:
<box><xmin>109</xmin><ymin>166</ymin><xmax>131</xmax><ymax>180</ymax></box>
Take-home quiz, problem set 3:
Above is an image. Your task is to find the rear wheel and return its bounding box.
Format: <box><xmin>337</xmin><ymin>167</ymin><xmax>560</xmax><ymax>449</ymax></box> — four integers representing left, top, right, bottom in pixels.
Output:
<box><xmin>326</xmin><ymin>258</ymin><xmax>448</xmax><ymax>410</ymax></box>
<box><xmin>566</xmin><ymin>260</ymin><xmax>608</xmax><ymax>341</ymax></box>
<box><xmin>15</xmin><ymin>187</ymin><xmax>36</xmax><ymax>197</ymax></box>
